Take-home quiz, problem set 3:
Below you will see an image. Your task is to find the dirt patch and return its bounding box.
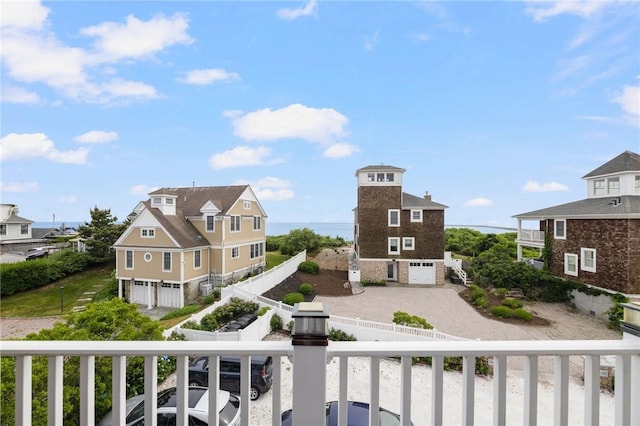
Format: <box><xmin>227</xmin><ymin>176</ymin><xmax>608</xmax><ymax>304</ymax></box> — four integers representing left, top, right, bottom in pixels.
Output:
<box><xmin>458</xmin><ymin>287</ymin><xmax>551</xmax><ymax>326</ymax></box>
<box><xmin>261</xmin><ymin>269</ymin><xmax>352</xmax><ymax>301</ymax></box>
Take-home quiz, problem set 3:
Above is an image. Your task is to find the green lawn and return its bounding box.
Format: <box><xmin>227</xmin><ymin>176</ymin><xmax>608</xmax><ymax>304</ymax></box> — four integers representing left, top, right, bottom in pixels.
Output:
<box><xmin>266</xmin><ymin>252</ymin><xmax>291</xmax><ymax>269</ymax></box>
<box><xmin>0</xmin><ymin>265</ymin><xmax>114</xmax><ymax>317</ymax></box>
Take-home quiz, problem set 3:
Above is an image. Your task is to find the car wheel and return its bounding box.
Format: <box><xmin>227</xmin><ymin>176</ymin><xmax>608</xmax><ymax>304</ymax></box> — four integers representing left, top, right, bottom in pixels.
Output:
<box><xmin>250</xmin><ymin>386</ymin><xmax>260</xmax><ymax>400</ymax></box>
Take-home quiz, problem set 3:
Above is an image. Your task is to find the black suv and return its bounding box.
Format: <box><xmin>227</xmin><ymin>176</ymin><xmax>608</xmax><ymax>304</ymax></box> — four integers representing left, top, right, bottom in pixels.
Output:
<box><xmin>188</xmin><ymin>355</ymin><xmax>273</xmax><ymax>400</ymax></box>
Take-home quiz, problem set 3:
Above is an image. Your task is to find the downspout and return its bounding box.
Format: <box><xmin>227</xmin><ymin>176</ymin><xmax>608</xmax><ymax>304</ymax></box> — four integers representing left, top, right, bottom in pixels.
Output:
<box><xmin>180</xmin><ymin>251</ymin><xmax>185</xmax><ymax>308</ymax></box>
<box><xmin>221</xmin><ymin>216</ymin><xmax>226</xmax><ymax>282</ymax></box>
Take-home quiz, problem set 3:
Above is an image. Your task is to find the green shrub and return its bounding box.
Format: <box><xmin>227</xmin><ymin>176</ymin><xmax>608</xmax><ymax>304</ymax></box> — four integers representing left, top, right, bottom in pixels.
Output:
<box><xmin>179</xmin><ymin>320</ymin><xmax>201</xmax><ymax>330</ymax></box>
<box><xmin>490</xmin><ymin>305</ymin><xmax>513</xmax><ymax>318</ymax></box>
<box><xmin>160</xmin><ymin>304</ymin><xmax>201</xmax><ymax>320</ymax></box>
<box><xmin>287</xmin><ymin>320</ymin><xmax>294</xmax><ymax>332</ymax></box>
<box><xmin>474</xmin><ymin>296</ymin><xmax>489</xmax><ymax>309</ymax></box>
<box><xmin>512</xmin><ymin>308</ymin><xmax>533</xmax><ymax>321</ymax></box>
<box><xmin>270</xmin><ymin>313</ymin><xmax>283</xmax><ymax>331</ymax></box>
<box><xmin>392</xmin><ymin>311</ymin><xmax>434</xmax><ymax>329</ymax></box>
<box><xmin>283</xmin><ymin>292</ymin><xmax>305</xmax><ymax>306</ymax></box>
<box><xmin>299</xmin><ymin>283</ymin><xmax>313</xmax><ymax>295</ymax></box>
<box><xmin>199</xmin><ymin>313</ymin><xmax>219</xmax><ymax>331</ymax></box>
<box><xmin>298</xmin><ymin>261</ymin><xmax>320</xmax><ymax>274</ymax></box>
<box><xmin>202</xmin><ymin>294</ymin><xmax>217</xmax><ymax>305</ymax></box>
<box><xmin>361</xmin><ymin>279</ymin><xmax>387</xmax><ymax>286</ymax></box>
<box><xmin>470</xmin><ymin>285</ymin><xmax>487</xmax><ymax>302</ymax></box>
<box><xmin>502</xmin><ymin>298</ymin><xmax>523</xmax><ymax>309</ymax></box>
<box><xmin>328</xmin><ymin>328</ymin><xmax>357</xmax><ymax>341</ymax></box>
<box><xmin>257</xmin><ymin>306</ymin><xmax>270</xmax><ymax>316</ymax></box>
<box><xmin>494</xmin><ymin>287</ymin><xmax>509</xmax><ymax>296</ymax></box>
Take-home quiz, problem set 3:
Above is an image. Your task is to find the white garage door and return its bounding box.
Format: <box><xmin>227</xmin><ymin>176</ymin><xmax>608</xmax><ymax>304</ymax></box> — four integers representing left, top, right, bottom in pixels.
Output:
<box><xmin>158</xmin><ymin>282</ymin><xmax>182</xmax><ymax>308</ymax></box>
<box><xmin>131</xmin><ymin>281</ymin><xmax>154</xmax><ymax>305</ymax></box>
<box><xmin>408</xmin><ymin>262</ymin><xmax>436</xmax><ymax>285</ymax></box>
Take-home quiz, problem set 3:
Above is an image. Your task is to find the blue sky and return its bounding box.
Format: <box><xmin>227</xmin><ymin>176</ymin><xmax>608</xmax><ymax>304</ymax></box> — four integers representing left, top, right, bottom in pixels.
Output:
<box><xmin>1</xmin><ymin>1</ymin><xmax>639</xmax><ymax>228</ymax></box>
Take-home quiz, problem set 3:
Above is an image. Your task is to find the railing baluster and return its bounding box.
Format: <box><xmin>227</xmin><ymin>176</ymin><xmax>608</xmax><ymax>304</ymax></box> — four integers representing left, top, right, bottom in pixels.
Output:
<box><xmin>208</xmin><ymin>355</ymin><xmax>220</xmax><ymax>426</ymax></box>
<box><xmin>584</xmin><ymin>355</ymin><xmax>600</xmax><ymax>425</ymax></box>
<box><xmin>176</xmin><ymin>355</ymin><xmax>189</xmax><ymax>426</ymax></box>
<box><xmin>15</xmin><ymin>355</ymin><xmax>32</xmax><ymax>426</ymax></box>
<box><xmin>462</xmin><ymin>355</ymin><xmax>475</xmax><ymax>426</ymax></box>
<box><xmin>240</xmin><ymin>355</ymin><xmax>250</xmax><ymax>426</ymax></box>
<box><xmin>493</xmin><ymin>355</ymin><xmax>506</xmax><ymax>426</ymax></box>
<box><xmin>523</xmin><ymin>355</ymin><xmax>538</xmax><ymax>426</ymax></box>
<box><xmin>369</xmin><ymin>357</ymin><xmax>380</xmax><ymax>426</ymax></box>
<box><xmin>271</xmin><ymin>355</ymin><xmax>282</xmax><ymax>426</ymax></box>
<box><xmin>145</xmin><ymin>356</ymin><xmax>158</xmax><ymax>426</ymax></box>
<box><xmin>615</xmin><ymin>354</ymin><xmax>630</xmax><ymax>426</ymax></box>
<box><xmin>553</xmin><ymin>355</ymin><xmax>569</xmax><ymax>426</ymax></box>
<box><xmin>79</xmin><ymin>356</ymin><xmax>95</xmax><ymax>426</ymax></box>
<box><xmin>48</xmin><ymin>355</ymin><xmax>63</xmax><ymax>425</ymax></box>
<box><xmin>431</xmin><ymin>355</ymin><xmax>443</xmax><ymax>426</ymax></box>
<box><xmin>630</xmin><ymin>353</ymin><xmax>640</xmax><ymax>424</ymax></box>
<box><xmin>338</xmin><ymin>356</ymin><xmax>348</xmax><ymax>426</ymax></box>
<box><xmin>400</xmin><ymin>356</ymin><xmax>412</xmax><ymax>426</ymax></box>
<box><xmin>112</xmin><ymin>355</ymin><xmax>126</xmax><ymax>426</ymax></box>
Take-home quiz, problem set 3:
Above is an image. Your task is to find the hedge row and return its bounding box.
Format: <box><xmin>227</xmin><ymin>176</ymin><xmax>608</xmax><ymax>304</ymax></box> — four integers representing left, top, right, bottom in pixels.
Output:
<box><xmin>0</xmin><ymin>250</ymin><xmax>91</xmax><ymax>297</ymax></box>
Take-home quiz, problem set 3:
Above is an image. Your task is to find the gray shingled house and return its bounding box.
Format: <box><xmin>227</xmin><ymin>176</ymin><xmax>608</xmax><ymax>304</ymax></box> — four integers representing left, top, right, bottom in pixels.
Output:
<box><xmin>513</xmin><ymin>151</ymin><xmax>640</xmax><ymax>294</ymax></box>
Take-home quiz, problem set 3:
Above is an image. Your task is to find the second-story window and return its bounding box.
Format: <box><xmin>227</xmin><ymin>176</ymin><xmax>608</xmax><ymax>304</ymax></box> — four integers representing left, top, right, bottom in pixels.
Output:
<box><xmin>635</xmin><ymin>176</ymin><xmax>640</xmax><ymax>193</ymax></box>
<box><xmin>206</xmin><ymin>215</ymin><xmax>215</xmax><ymax>232</ymax></box>
<box><xmin>0</xmin><ymin>224</ymin><xmax>6</xmax><ymax>235</ymax></box>
<box><xmin>21</xmin><ymin>224</ymin><xmax>28</xmax><ymax>234</ymax></box>
<box><xmin>230</xmin><ymin>215</ymin><xmax>241</xmax><ymax>232</ymax></box>
<box><xmin>607</xmin><ymin>177</ymin><xmax>620</xmax><ymax>194</ymax></box>
<box><xmin>253</xmin><ymin>216</ymin><xmax>261</xmax><ymax>230</ymax></box>
<box><xmin>554</xmin><ymin>219</ymin><xmax>566</xmax><ymax>239</ymax></box>
<box><xmin>411</xmin><ymin>210</ymin><xmax>422</xmax><ymax>222</ymax></box>
<box><xmin>593</xmin><ymin>180</ymin><xmax>605</xmax><ymax>196</ymax></box>
<box><xmin>388</xmin><ymin>209</ymin><xmax>400</xmax><ymax>227</ymax></box>
<box><xmin>125</xmin><ymin>250</ymin><xmax>133</xmax><ymax>269</ymax></box>
<box><xmin>163</xmin><ymin>252</ymin><xmax>171</xmax><ymax>272</ymax></box>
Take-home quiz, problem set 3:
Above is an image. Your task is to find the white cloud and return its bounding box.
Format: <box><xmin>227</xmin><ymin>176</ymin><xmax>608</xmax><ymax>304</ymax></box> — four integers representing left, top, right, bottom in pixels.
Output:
<box><xmin>209</xmin><ymin>146</ymin><xmax>278</xmax><ymax>170</ymax></box>
<box><xmin>323</xmin><ymin>143</ymin><xmax>360</xmax><ymax>158</ymax></box>
<box><xmin>231</xmin><ymin>104</ymin><xmax>349</xmax><ymax>145</ymax></box>
<box><xmin>236</xmin><ymin>176</ymin><xmax>295</xmax><ymax>201</ymax></box>
<box><xmin>277</xmin><ymin>0</ymin><xmax>317</xmax><ymax>21</ymax></box>
<box><xmin>180</xmin><ymin>68</ymin><xmax>241</xmax><ymax>85</ymax></box>
<box><xmin>613</xmin><ymin>84</ymin><xmax>640</xmax><ymax>126</ymax></box>
<box><xmin>99</xmin><ymin>79</ymin><xmax>159</xmax><ymax>102</ymax></box>
<box><xmin>522</xmin><ymin>180</ymin><xmax>570</xmax><ymax>192</ymax></box>
<box><xmin>364</xmin><ymin>32</ymin><xmax>379</xmax><ymax>51</ymax></box>
<box><xmin>525</xmin><ymin>1</ymin><xmax>608</xmax><ymax>22</ymax></box>
<box><xmin>411</xmin><ymin>33</ymin><xmax>431</xmax><ymax>43</ymax></box>
<box><xmin>465</xmin><ymin>197</ymin><xmax>493</xmax><ymax>207</ymax></box>
<box><xmin>0</xmin><ymin>0</ymin><xmax>50</xmax><ymax>30</ymax></box>
<box><xmin>0</xmin><ymin>181</ymin><xmax>39</xmax><ymax>193</ymax></box>
<box><xmin>129</xmin><ymin>184</ymin><xmax>159</xmax><ymax>196</ymax></box>
<box><xmin>0</xmin><ymin>86</ymin><xmax>40</xmax><ymax>104</ymax></box>
<box><xmin>75</xmin><ymin>130</ymin><xmax>119</xmax><ymax>144</ymax></box>
<box><xmin>81</xmin><ymin>13</ymin><xmax>193</xmax><ymax>62</ymax></box>
<box><xmin>0</xmin><ymin>133</ymin><xmax>89</xmax><ymax>164</ymax></box>
<box><xmin>57</xmin><ymin>196</ymin><xmax>77</xmax><ymax>204</ymax></box>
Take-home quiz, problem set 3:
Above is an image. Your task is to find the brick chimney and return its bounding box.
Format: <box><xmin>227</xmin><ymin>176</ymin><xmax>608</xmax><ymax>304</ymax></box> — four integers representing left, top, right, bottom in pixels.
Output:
<box><xmin>424</xmin><ymin>191</ymin><xmax>431</xmax><ymax>201</ymax></box>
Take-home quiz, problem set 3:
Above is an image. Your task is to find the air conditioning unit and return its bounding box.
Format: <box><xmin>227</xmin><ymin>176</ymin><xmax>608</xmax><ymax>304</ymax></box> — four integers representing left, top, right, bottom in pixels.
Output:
<box><xmin>200</xmin><ymin>284</ymin><xmax>212</xmax><ymax>296</ymax></box>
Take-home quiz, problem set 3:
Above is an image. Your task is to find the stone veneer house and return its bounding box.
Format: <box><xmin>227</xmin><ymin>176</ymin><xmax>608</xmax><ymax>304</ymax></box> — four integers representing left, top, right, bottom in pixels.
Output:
<box><xmin>353</xmin><ymin>165</ymin><xmax>448</xmax><ymax>285</ymax></box>
<box><xmin>513</xmin><ymin>150</ymin><xmax>640</xmax><ymax>295</ymax></box>
<box><xmin>113</xmin><ymin>185</ymin><xmax>267</xmax><ymax>308</ymax></box>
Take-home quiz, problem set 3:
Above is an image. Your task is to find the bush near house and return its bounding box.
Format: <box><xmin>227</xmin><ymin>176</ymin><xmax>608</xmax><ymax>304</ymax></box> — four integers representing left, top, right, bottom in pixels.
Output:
<box><xmin>297</xmin><ymin>261</ymin><xmax>320</xmax><ymax>274</ymax></box>
<box><xmin>502</xmin><ymin>298</ymin><xmax>523</xmax><ymax>309</ymax></box>
<box><xmin>270</xmin><ymin>313</ymin><xmax>283</xmax><ymax>331</ymax></box>
<box><xmin>490</xmin><ymin>306</ymin><xmax>513</xmax><ymax>318</ymax></box>
<box><xmin>392</xmin><ymin>311</ymin><xmax>434</xmax><ymax>329</ymax></box>
<box><xmin>283</xmin><ymin>292</ymin><xmax>305</xmax><ymax>306</ymax></box>
<box><xmin>299</xmin><ymin>283</ymin><xmax>313</xmax><ymax>295</ymax></box>
<box><xmin>512</xmin><ymin>308</ymin><xmax>533</xmax><ymax>321</ymax></box>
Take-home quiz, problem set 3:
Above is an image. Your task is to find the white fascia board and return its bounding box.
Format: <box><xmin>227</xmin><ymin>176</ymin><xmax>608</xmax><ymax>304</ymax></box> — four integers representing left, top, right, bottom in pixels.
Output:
<box><xmin>239</xmin><ymin>186</ymin><xmax>268</xmax><ymax>217</ymax></box>
<box><xmin>200</xmin><ymin>200</ymin><xmax>221</xmax><ymax>214</ymax></box>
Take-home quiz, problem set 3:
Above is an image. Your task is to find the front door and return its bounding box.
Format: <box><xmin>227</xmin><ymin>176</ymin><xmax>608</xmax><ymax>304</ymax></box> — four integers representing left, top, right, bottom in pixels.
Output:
<box><xmin>387</xmin><ymin>262</ymin><xmax>397</xmax><ymax>281</ymax></box>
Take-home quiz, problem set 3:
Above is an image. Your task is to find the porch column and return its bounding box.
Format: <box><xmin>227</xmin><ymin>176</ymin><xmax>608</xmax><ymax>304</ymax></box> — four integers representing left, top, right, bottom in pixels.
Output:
<box><xmin>118</xmin><ymin>279</ymin><xmax>122</xmax><ymax>299</ymax></box>
<box><xmin>147</xmin><ymin>281</ymin><xmax>152</xmax><ymax>310</ymax></box>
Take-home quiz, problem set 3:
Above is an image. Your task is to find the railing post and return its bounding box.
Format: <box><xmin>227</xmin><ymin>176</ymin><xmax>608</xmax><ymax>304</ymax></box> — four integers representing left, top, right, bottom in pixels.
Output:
<box><xmin>291</xmin><ymin>302</ymin><xmax>329</xmax><ymax>426</ymax></box>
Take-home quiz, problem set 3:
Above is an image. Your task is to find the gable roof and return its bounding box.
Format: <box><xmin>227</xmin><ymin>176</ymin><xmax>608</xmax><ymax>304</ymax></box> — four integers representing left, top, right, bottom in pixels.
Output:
<box><xmin>582</xmin><ymin>150</ymin><xmax>640</xmax><ymax>178</ymax></box>
<box><xmin>402</xmin><ymin>192</ymin><xmax>448</xmax><ymax>210</ymax></box>
<box><xmin>0</xmin><ymin>214</ymin><xmax>33</xmax><ymax>224</ymax></box>
<box><xmin>513</xmin><ymin>195</ymin><xmax>640</xmax><ymax>219</ymax></box>
<box><xmin>143</xmin><ymin>201</ymin><xmax>204</xmax><ymax>248</ymax></box>
<box><xmin>149</xmin><ymin>185</ymin><xmax>249</xmax><ymax>216</ymax></box>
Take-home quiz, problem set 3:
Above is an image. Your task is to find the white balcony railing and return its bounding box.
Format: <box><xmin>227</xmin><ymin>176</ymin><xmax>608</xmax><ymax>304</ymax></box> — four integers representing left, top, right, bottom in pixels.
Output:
<box><xmin>518</xmin><ymin>229</ymin><xmax>545</xmax><ymax>243</ymax></box>
<box><xmin>3</xmin><ymin>338</ymin><xmax>639</xmax><ymax>426</ymax></box>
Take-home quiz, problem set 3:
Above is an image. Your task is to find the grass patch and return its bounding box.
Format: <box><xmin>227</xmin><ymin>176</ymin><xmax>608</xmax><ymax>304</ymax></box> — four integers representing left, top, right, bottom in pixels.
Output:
<box><xmin>0</xmin><ymin>265</ymin><xmax>114</xmax><ymax>317</ymax></box>
<box><xmin>266</xmin><ymin>252</ymin><xmax>291</xmax><ymax>270</ymax></box>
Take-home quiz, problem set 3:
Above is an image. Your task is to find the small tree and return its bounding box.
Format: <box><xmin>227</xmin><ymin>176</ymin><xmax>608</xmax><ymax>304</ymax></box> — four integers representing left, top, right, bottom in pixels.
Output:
<box><xmin>78</xmin><ymin>206</ymin><xmax>127</xmax><ymax>264</ymax></box>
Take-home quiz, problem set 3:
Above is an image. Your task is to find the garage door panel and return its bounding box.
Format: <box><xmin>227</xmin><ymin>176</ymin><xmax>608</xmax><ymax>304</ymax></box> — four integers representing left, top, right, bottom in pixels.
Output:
<box><xmin>408</xmin><ymin>262</ymin><xmax>435</xmax><ymax>285</ymax></box>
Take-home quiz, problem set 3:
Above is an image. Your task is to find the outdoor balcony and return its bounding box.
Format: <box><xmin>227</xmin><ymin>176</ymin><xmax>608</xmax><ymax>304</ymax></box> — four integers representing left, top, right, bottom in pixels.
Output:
<box><xmin>4</xmin><ymin>334</ymin><xmax>639</xmax><ymax>425</ymax></box>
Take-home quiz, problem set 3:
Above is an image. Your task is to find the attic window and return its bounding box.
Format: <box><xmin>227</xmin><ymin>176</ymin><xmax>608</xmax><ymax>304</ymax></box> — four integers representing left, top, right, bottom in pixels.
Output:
<box><xmin>166</xmin><ymin>198</ymin><xmax>174</xmax><ymax>205</ymax></box>
<box><xmin>367</xmin><ymin>173</ymin><xmax>375</xmax><ymax>182</ymax></box>
<box><xmin>141</xmin><ymin>228</ymin><xmax>155</xmax><ymax>238</ymax></box>
<box><xmin>243</xmin><ymin>201</ymin><xmax>251</xmax><ymax>209</ymax></box>
<box><xmin>608</xmin><ymin>178</ymin><xmax>620</xmax><ymax>195</ymax></box>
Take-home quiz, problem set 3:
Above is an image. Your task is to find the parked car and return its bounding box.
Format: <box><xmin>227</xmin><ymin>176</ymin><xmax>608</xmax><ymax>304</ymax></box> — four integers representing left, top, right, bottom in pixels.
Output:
<box><xmin>188</xmin><ymin>355</ymin><xmax>273</xmax><ymax>400</ymax></box>
<box><xmin>98</xmin><ymin>386</ymin><xmax>240</xmax><ymax>426</ymax></box>
<box><xmin>281</xmin><ymin>400</ymin><xmax>414</xmax><ymax>426</ymax></box>
<box><xmin>218</xmin><ymin>313</ymin><xmax>257</xmax><ymax>332</ymax></box>
<box><xmin>25</xmin><ymin>247</ymin><xmax>48</xmax><ymax>260</ymax></box>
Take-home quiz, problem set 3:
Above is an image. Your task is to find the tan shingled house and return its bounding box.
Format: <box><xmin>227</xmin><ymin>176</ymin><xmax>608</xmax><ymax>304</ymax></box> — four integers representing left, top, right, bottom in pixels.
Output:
<box><xmin>113</xmin><ymin>185</ymin><xmax>267</xmax><ymax>308</ymax></box>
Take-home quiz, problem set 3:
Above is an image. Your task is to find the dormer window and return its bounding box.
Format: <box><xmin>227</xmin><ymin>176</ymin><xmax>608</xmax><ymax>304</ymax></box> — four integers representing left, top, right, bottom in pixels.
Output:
<box><xmin>367</xmin><ymin>173</ymin><xmax>375</xmax><ymax>182</ymax></box>
<box><xmin>386</xmin><ymin>173</ymin><xmax>394</xmax><ymax>182</ymax></box>
<box><xmin>152</xmin><ymin>197</ymin><xmax>162</xmax><ymax>205</ymax></box>
<box><xmin>593</xmin><ymin>180</ymin><xmax>605</xmax><ymax>196</ymax></box>
<box><xmin>607</xmin><ymin>177</ymin><xmax>619</xmax><ymax>194</ymax></box>
<box><xmin>166</xmin><ymin>198</ymin><xmax>174</xmax><ymax>205</ymax></box>
<box><xmin>635</xmin><ymin>176</ymin><xmax>640</xmax><ymax>193</ymax></box>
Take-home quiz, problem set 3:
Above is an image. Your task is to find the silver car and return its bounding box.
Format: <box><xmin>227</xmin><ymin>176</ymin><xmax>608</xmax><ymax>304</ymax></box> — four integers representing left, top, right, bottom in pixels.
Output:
<box><xmin>98</xmin><ymin>386</ymin><xmax>240</xmax><ymax>426</ymax></box>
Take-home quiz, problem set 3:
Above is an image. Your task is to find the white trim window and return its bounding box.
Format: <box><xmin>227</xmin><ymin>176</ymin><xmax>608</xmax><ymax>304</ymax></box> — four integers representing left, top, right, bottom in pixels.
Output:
<box><xmin>635</xmin><ymin>176</ymin><xmax>640</xmax><ymax>193</ymax></box>
<box><xmin>0</xmin><ymin>224</ymin><xmax>6</xmax><ymax>235</ymax></box>
<box><xmin>402</xmin><ymin>237</ymin><xmax>415</xmax><ymax>250</ymax></box>
<box><xmin>593</xmin><ymin>179</ymin><xmax>605</xmax><ymax>196</ymax></box>
<box><xmin>125</xmin><ymin>250</ymin><xmax>133</xmax><ymax>269</ymax></box>
<box><xmin>231</xmin><ymin>247</ymin><xmax>239</xmax><ymax>259</ymax></box>
<box><xmin>388</xmin><ymin>237</ymin><xmax>400</xmax><ymax>255</ymax></box>
<box><xmin>230</xmin><ymin>215</ymin><xmax>241</xmax><ymax>232</ymax></box>
<box><xmin>564</xmin><ymin>253</ymin><xmax>578</xmax><ymax>277</ymax></box>
<box><xmin>388</xmin><ymin>209</ymin><xmax>400</xmax><ymax>227</ymax></box>
<box><xmin>607</xmin><ymin>177</ymin><xmax>620</xmax><ymax>194</ymax></box>
<box><xmin>411</xmin><ymin>210</ymin><xmax>422</xmax><ymax>222</ymax></box>
<box><xmin>243</xmin><ymin>201</ymin><xmax>251</xmax><ymax>210</ymax></box>
<box><xmin>581</xmin><ymin>248</ymin><xmax>596</xmax><ymax>272</ymax></box>
<box><xmin>554</xmin><ymin>219</ymin><xmax>566</xmax><ymax>239</ymax></box>
<box><xmin>21</xmin><ymin>224</ymin><xmax>28</xmax><ymax>234</ymax></box>
<box><xmin>194</xmin><ymin>250</ymin><xmax>201</xmax><ymax>269</ymax></box>
<box><xmin>141</xmin><ymin>228</ymin><xmax>155</xmax><ymax>238</ymax></box>
<box><xmin>206</xmin><ymin>215</ymin><xmax>215</xmax><ymax>232</ymax></box>
<box><xmin>250</xmin><ymin>242</ymin><xmax>264</xmax><ymax>259</ymax></box>
<box><xmin>253</xmin><ymin>216</ymin><xmax>261</xmax><ymax>231</ymax></box>
<box><xmin>367</xmin><ymin>173</ymin><xmax>375</xmax><ymax>182</ymax></box>
<box><xmin>163</xmin><ymin>252</ymin><xmax>171</xmax><ymax>272</ymax></box>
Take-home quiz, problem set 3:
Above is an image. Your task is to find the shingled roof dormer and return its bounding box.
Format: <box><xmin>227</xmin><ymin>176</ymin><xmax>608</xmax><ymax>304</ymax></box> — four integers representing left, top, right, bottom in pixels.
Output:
<box><xmin>582</xmin><ymin>151</ymin><xmax>640</xmax><ymax>198</ymax></box>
